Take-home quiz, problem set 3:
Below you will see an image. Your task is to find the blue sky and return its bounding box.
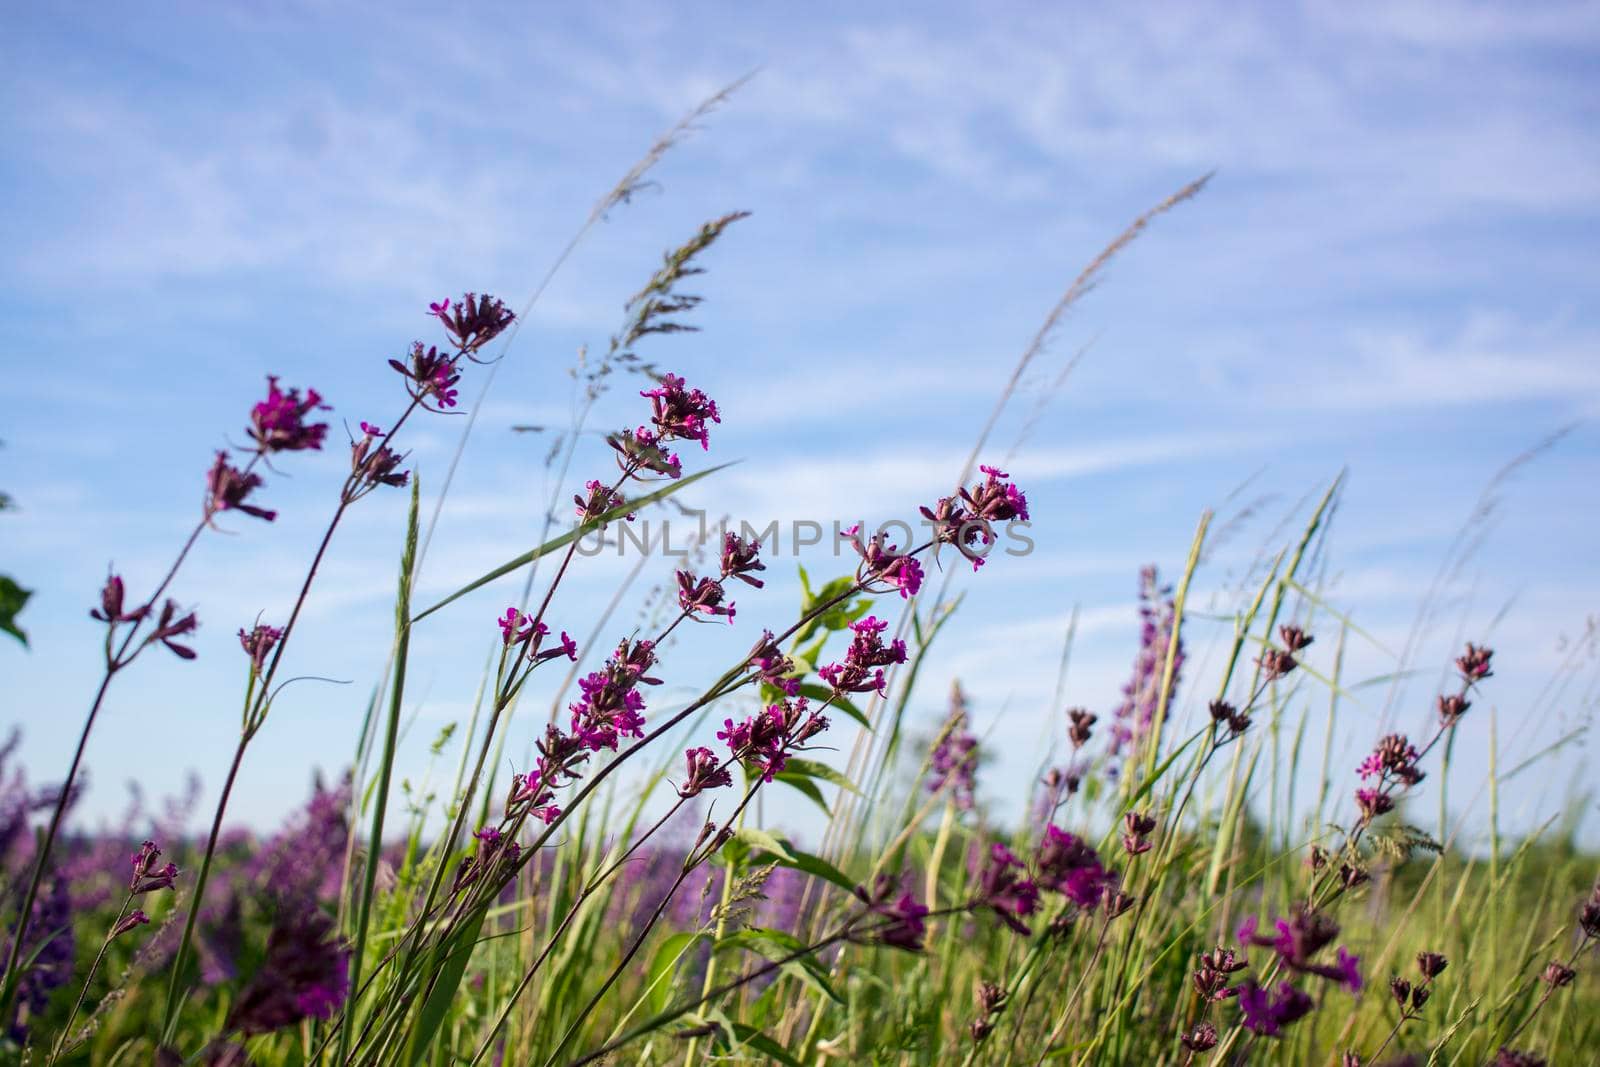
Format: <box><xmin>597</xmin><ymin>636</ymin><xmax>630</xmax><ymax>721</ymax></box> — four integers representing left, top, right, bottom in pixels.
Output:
<box><xmin>3</xmin><ymin>1</ymin><xmax>1598</xmax><ymax>847</ymax></box>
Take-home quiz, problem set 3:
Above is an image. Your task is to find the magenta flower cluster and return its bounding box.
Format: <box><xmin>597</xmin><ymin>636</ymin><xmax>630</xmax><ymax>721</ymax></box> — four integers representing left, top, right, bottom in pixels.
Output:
<box><xmin>920</xmin><ymin>464</ymin><xmax>1029</xmax><ymax>571</ymax></box>
<box><xmin>819</xmin><ymin>616</ymin><xmax>907</xmax><ymax>696</ymax></box>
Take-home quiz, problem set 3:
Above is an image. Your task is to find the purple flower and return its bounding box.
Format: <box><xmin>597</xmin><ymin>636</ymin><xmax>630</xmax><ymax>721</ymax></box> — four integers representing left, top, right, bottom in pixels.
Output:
<box><xmin>1456</xmin><ymin>643</ymin><xmax>1494</xmax><ymax>683</ymax></box>
<box><xmin>248</xmin><ymin>376</ymin><xmax>329</xmax><ymax>455</ymax></box>
<box><xmin>976</xmin><ymin>843</ymin><xmax>1039</xmax><ymax>935</ymax></box>
<box><xmin>749</xmin><ymin>630</ymin><xmax>799</xmax><ymax>696</ymax></box>
<box><xmin>389</xmin><ymin>342</ymin><xmax>461</xmax><ymax>409</ymax></box>
<box><xmin>238</xmin><ymin>623</ymin><xmax>282</xmax><ymax>674</ymax></box>
<box><xmin>677</xmin><ymin>747</ymin><xmax>733</xmax><ymax>798</ymax></box>
<box><xmin>1193</xmin><ymin>946</ymin><xmax>1249</xmax><ymax>1002</ymax></box>
<box><xmin>844</xmin><ymin>525</ymin><xmax>924</xmax><ymax>598</ymax></box>
<box><xmin>225</xmin><ymin>905</ymin><xmax>350</xmax><ymax>1036</ymax></box>
<box><xmin>852</xmin><ymin>877</ymin><xmax>929</xmax><ymax>953</ymax></box>
<box><xmin>350</xmin><ymin>422</ymin><xmax>408</xmax><ymax>491</ymax></box>
<box><xmin>574</xmin><ymin>479</ymin><xmax>631</xmax><ymax>523</ymax></box>
<box><xmin>677</xmin><ymin>571</ymin><xmax>736</xmax><ymax>623</ymax></box>
<box><xmin>719</xmin><ymin>532</ymin><xmax>766</xmax><ymax>588</ymax></box>
<box><xmin>130</xmin><ymin>839</ymin><xmax>179</xmax><ymax>894</ymax></box>
<box><xmin>90</xmin><ymin>573</ymin><xmax>146</xmax><ymax>625</ymax></box>
<box><xmin>1107</xmin><ymin>566</ymin><xmax>1184</xmax><ymax>761</ymax></box>
<box><xmin>927</xmin><ymin>684</ymin><xmax>979</xmax><ymax>810</ymax></box>
<box><xmin>1237</xmin><ymin>980</ymin><xmax>1314</xmax><ymax>1036</ymax></box>
<box><xmin>608</xmin><ymin>426</ymin><xmax>682</xmax><ymax>479</ymax></box>
<box><xmin>641</xmin><ymin>373</ymin><xmax>720</xmax><ymax>450</ymax></box>
<box><xmin>111</xmin><ymin>910</ymin><xmax>151</xmax><ymax>940</ymax></box>
<box><xmin>1239</xmin><ymin>907</ymin><xmax>1361</xmax><ymax>991</ymax></box>
<box><xmin>205</xmin><ymin>452</ymin><xmax>276</xmax><ymax>522</ymax></box>
<box><xmin>429</xmin><ymin>292</ymin><xmax>515</xmax><ymax>355</ymax></box>
<box><xmin>819</xmin><ymin>616</ymin><xmax>907</xmax><ymax>696</ymax></box>
<box><xmin>919</xmin><ymin>464</ymin><xmax>1028</xmax><ymax>571</ymax></box>
<box><xmin>1035</xmin><ymin>825</ymin><xmax>1111</xmax><ymax>909</ymax></box>
<box><xmin>1494</xmin><ymin>1050</ymin><xmax>1546</xmax><ymax>1067</ymax></box>
<box><xmin>568</xmin><ymin>638</ymin><xmax>659</xmax><ymax>752</ymax></box>
<box><xmin>148</xmin><ymin>599</ymin><xmax>199</xmax><ymax>660</ymax></box>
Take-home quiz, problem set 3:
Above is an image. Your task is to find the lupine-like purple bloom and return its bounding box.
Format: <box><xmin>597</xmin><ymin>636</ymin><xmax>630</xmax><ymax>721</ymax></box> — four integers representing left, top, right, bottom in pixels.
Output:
<box><xmin>920</xmin><ymin>464</ymin><xmax>1028</xmax><ymax>571</ymax></box>
<box><xmin>819</xmin><ymin>616</ymin><xmax>907</xmax><ymax>696</ymax></box>
<box><xmin>205</xmin><ymin>452</ymin><xmax>275</xmax><ymax>522</ymax></box>
<box><xmin>225</xmin><ymin>904</ymin><xmax>350</xmax><ymax>1036</ymax></box>
<box><xmin>678</xmin><ymin>747</ymin><xmax>733</xmax><ymax>798</ymax></box>
<box><xmin>1107</xmin><ymin>566</ymin><xmax>1183</xmax><ymax>760</ymax></box>
<box><xmin>844</xmin><ymin>525</ymin><xmax>924</xmax><ymax>598</ymax></box>
<box><xmin>429</xmin><ymin>292</ymin><xmax>515</xmax><ymax>355</ymax></box>
<box><xmin>641</xmin><ymin>373</ymin><xmax>720</xmax><ymax>450</ymax></box>
<box><xmin>248</xmin><ymin>376</ymin><xmax>329</xmax><ymax>455</ymax></box>
<box><xmin>2</xmin><ymin>876</ymin><xmax>74</xmax><ymax>1041</ymax></box>
<box><xmin>976</xmin><ymin>843</ymin><xmax>1039</xmax><ymax>934</ymax></box>
<box><xmin>927</xmin><ymin>683</ymin><xmax>979</xmax><ymax>810</ymax></box>
<box><xmin>569</xmin><ymin>638</ymin><xmax>660</xmax><ymax>752</ymax></box>
<box><xmin>238</xmin><ymin>624</ymin><xmax>282</xmax><ymax>674</ymax></box>
<box><xmin>1035</xmin><ymin>825</ymin><xmax>1112</xmax><ymax>909</ymax></box>
<box><xmin>1237</xmin><ymin>980</ymin><xmax>1314</xmax><ymax>1035</ymax></box>
<box><xmin>677</xmin><ymin>571</ymin><xmax>736</xmax><ymax>623</ymax></box>
<box><xmin>389</xmin><ymin>342</ymin><xmax>461</xmax><ymax>410</ymax></box>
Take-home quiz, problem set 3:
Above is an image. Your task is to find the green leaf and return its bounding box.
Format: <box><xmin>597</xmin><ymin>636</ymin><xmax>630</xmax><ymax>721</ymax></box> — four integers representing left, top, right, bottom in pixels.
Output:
<box><xmin>733</xmin><ymin>831</ymin><xmax>856</xmax><ymax>895</ymax></box>
<box><xmin>404</xmin><ymin>905</ymin><xmax>485</xmax><ymax>1065</ymax></box>
<box><xmin>717</xmin><ymin>928</ymin><xmax>844</xmax><ymax>1005</ymax></box>
<box><xmin>780</xmin><ymin>757</ymin><xmax>859</xmax><ymax>794</ymax></box>
<box><xmin>410</xmin><ymin>463</ymin><xmax>731</xmax><ymax>623</ymax></box>
<box><xmin>772</xmin><ymin>772</ymin><xmax>830</xmax><ymax>816</ymax></box>
<box><xmin>0</xmin><ymin>575</ymin><xmax>31</xmax><ymax>646</ymax></box>
<box><xmin>645</xmin><ymin>931</ymin><xmax>705</xmax><ymax>1015</ymax></box>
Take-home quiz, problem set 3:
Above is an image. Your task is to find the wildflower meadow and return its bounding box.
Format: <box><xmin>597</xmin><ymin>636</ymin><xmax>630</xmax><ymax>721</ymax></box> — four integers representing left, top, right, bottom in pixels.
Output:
<box><xmin>3</xmin><ymin>21</ymin><xmax>1599</xmax><ymax>1067</ymax></box>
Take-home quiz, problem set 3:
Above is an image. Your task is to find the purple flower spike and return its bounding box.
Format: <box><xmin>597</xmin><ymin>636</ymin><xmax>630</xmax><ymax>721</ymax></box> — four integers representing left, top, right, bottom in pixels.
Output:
<box><xmin>226</xmin><ymin>906</ymin><xmax>350</xmax><ymax>1036</ymax></box>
